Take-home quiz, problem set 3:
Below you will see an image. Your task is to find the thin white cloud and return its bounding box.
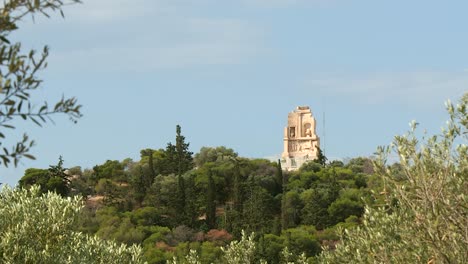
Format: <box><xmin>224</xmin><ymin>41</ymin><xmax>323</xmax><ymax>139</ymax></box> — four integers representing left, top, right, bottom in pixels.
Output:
<box><xmin>5</xmin><ymin>0</ymin><xmax>268</xmax><ymax>71</ymax></box>
<box><xmin>304</xmin><ymin>71</ymin><xmax>467</xmax><ymax>108</ymax></box>
<box><xmin>63</xmin><ymin>0</ymin><xmax>162</xmax><ymax>23</ymax></box>
<box><xmin>242</xmin><ymin>0</ymin><xmax>337</xmax><ymax>8</ymax></box>
<box><xmin>48</xmin><ymin>16</ymin><xmax>265</xmax><ymax>71</ymax></box>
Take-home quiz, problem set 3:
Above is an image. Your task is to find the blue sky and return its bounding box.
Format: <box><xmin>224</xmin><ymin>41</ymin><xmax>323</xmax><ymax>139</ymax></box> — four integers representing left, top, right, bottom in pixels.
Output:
<box><xmin>1</xmin><ymin>0</ymin><xmax>467</xmax><ymax>186</ymax></box>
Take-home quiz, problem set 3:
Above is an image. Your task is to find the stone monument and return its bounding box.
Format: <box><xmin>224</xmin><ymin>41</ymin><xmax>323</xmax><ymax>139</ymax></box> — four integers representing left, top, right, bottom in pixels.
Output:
<box><xmin>281</xmin><ymin>106</ymin><xmax>320</xmax><ymax>171</ymax></box>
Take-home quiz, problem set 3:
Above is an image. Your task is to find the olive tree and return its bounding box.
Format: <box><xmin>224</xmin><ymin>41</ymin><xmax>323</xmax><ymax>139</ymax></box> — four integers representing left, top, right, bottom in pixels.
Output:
<box><xmin>319</xmin><ymin>93</ymin><xmax>468</xmax><ymax>263</ymax></box>
<box><xmin>168</xmin><ymin>231</ymin><xmax>261</xmax><ymax>264</ymax></box>
<box><xmin>0</xmin><ymin>0</ymin><xmax>82</xmax><ymax>167</ymax></box>
<box><xmin>0</xmin><ymin>185</ymin><xmax>145</xmax><ymax>263</ymax></box>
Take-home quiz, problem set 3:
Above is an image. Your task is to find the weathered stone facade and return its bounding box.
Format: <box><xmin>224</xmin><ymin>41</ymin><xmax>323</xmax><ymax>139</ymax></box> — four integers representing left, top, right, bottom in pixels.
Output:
<box><xmin>281</xmin><ymin>106</ymin><xmax>320</xmax><ymax>171</ymax></box>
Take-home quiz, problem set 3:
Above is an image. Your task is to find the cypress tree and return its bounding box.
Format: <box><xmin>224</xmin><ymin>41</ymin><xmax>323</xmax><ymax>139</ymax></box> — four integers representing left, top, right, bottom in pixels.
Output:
<box><xmin>314</xmin><ymin>146</ymin><xmax>327</xmax><ymax>166</ymax></box>
<box><xmin>206</xmin><ymin>169</ymin><xmax>216</xmax><ymax>229</ymax></box>
<box><xmin>176</xmin><ymin>175</ymin><xmax>186</xmax><ymax>223</ymax></box>
<box><xmin>175</xmin><ymin>125</ymin><xmax>193</xmax><ymax>176</ymax></box>
<box><xmin>229</xmin><ymin>160</ymin><xmax>244</xmax><ymax>237</ymax></box>
<box><xmin>165</xmin><ymin>125</ymin><xmax>194</xmax><ymax>223</ymax></box>
<box><xmin>185</xmin><ymin>174</ymin><xmax>197</xmax><ymax>227</ymax></box>
<box><xmin>132</xmin><ymin>167</ymin><xmax>146</xmax><ymax>206</ymax></box>
<box><xmin>233</xmin><ymin>163</ymin><xmax>243</xmax><ymax>214</ymax></box>
<box><xmin>281</xmin><ymin>160</ymin><xmax>288</xmax><ymax>231</ymax></box>
<box><xmin>275</xmin><ymin>159</ymin><xmax>283</xmax><ymax>195</ymax></box>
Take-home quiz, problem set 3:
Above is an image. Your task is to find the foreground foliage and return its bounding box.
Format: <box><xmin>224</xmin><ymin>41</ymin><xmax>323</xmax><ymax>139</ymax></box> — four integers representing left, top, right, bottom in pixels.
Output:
<box><xmin>0</xmin><ymin>186</ymin><xmax>144</xmax><ymax>264</ymax></box>
<box><xmin>319</xmin><ymin>93</ymin><xmax>468</xmax><ymax>263</ymax></box>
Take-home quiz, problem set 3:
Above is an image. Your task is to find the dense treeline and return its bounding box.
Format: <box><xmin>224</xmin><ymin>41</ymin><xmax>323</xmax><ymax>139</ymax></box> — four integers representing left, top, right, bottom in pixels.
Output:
<box><xmin>19</xmin><ymin>126</ymin><xmax>380</xmax><ymax>263</ymax></box>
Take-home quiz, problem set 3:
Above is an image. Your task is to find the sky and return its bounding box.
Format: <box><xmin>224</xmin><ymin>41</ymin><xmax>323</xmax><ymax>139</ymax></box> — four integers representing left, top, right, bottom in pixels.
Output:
<box><xmin>1</xmin><ymin>0</ymin><xmax>467</xmax><ymax>186</ymax></box>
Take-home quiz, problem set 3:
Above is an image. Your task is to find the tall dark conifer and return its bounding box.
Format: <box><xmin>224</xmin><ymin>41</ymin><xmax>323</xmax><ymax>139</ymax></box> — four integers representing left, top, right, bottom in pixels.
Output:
<box><xmin>132</xmin><ymin>167</ymin><xmax>146</xmax><ymax>206</ymax></box>
<box><xmin>228</xmin><ymin>159</ymin><xmax>245</xmax><ymax>237</ymax></box>
<box><xmin>175</xmin><ymin>125</ymin><xmax>193</xmax><ymax>176</ymax></box>
<box><xmin>281</xmin><ymin>160</ymin><xmax>288</xmax><ymax>230</ymax></box>
<box><xmin>275</xmin><ymin>159</ymin><xmax>283</xmax><ymax>195</ymax></box>
<box><xmin>185</xmin><ymin>174</ymin><xmax>197</xmax><ymax>227</ymax></box>
<box><xmin>170</xmin><ymin>125</ymin><xmax>194</xmax><ymax>223</ymax></box>
<box><xmin>46</xmin><ymin>156</ymin><xmax>70</xmax><ymax>197</ymax></box>
<box><xmin>206</xmin><ymin>169</ymin><xmax>216</xmax><ymax>229</ymax></box>
<box><xmin>177</xmin><ymin>174</ymin><xmax>186</xmax><ymax>223</ymax></box>
<box><xmin>233</xmin><ymin>163</ymin><xmax>243</xmax><ymax>214</ymax></box>
<box><xmin>314</xmin><ymin>146</ymin><xmax>327</xmax><ymax>166</ymax></box>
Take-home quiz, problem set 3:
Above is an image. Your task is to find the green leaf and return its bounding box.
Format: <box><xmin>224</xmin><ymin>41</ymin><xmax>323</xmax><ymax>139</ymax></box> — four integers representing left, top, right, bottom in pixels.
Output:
<box><xmin>23</xmin><ymin>154</ymin><xmax>36</xmax><ymax>160</ymax></box>
<box><xmin>0</xmin><ymin>155</ymin><xmax>9</xmax><ymax>166</ymax></box>
<box><xmin>0</xmin><ymin>35</ymin><xmax>10</xmax><ymax>44</ymax></box>
<box><xmin>29</xmin><ymin>117</ymin><xmax>42</xmax><ymax>127</ymax></box>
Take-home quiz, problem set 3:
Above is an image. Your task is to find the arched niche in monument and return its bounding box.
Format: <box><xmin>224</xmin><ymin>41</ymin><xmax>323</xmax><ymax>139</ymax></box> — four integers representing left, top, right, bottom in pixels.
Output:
<box><xmin>303</xmin><ymin>123</ymin><xmax>312</xmax><ymax>137</ymax></box>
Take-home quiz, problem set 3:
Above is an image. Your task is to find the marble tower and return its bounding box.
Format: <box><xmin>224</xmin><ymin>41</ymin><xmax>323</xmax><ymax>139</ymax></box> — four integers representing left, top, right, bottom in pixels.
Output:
<box><xmin>281</xmin><ymin>106</ymin><xmax>320</xmax><ymax>171</ymax></box>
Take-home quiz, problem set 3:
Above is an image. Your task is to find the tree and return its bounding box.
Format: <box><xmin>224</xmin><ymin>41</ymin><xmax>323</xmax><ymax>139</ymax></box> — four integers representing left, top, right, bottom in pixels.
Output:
<box><xmin>0</xmin><ymin>185</ymin><xmax>144</xmax><ymax>263</ymax></box>
<box><xmin>176</xmin><ymin>174</ymin><xmax>187</xmax><ymax>223</ymax></box>
<box><xmin>47</xmin><ymin>155</ymin><xmax>69</xmax><ymax>196</ymax></box>
<box><xmin>175</xmin><ymin>124</ymin><xmax>194</xmax><ymax>176</ymax></box>
<box><xmin>319</xmin><ymin>93</ymin><xmax>468</xmax><ymax>263</ymax></box>
<box><xmin>140</xmin><ymin>148</ymin><xmax>156</xmax><ymax>186</ymax></box>
<box><xmin>18</xmin><ymin>156</ymin><xmax>70</xmax><ymax>196</ymax></box>
<box><xmin>184</xmin><ymin>173</ymin><xmax>198</xmax><ymax>227</ymax></box>
<box><xmin>0</xmin><ymin>0</ymin><xmax>82</xmax><ymax>167</ymax></box>
<box><xmin>345</xmin><ymin>157</ymin><xmax>374</xmax><ymax>174</ymax></box>
<box><xmin>281</xmin><ymin>162</ymin><xmax>289</xmax><ymax>231</ymax></box>
<box><xmin>221</xmin><ymin>231</ymin><xmax>257</xmax><ymax>264</ymax></box>
<box><xmin>164</xmin><ymin>125</ymin><xmax>193</xmax><ymax>221</ymax></box>
<box><xmin>92</xmin><ymin>160</ymin><xmax>125</xmax><ymax>181</ymax></box>
<box><xmin>18</xmin><ymin>167</ymin><xmax>49</xmax><ymax>192</ymax></box>
<box><xmin>168</xmin><ymin>231</ymin><xmax>262</xmax><ymax>264</ymax></box>
<box><xmin>275</xmin><ymin>159</ymin><xmax>283</xmax><ymax>195</ymax></box>
<box><xmin>301</xmin><ymin>175</ymin><xmax>340</xmax><ymax>229</ymax></box>
<box><xmin>327</xmin><ymin>197</ymin><xmax>363</xmax><ymax>224</ymax></box>
<box><xmin>206</xmin><ymin>169</ymin><xmax>217</xmax><ymax>229</ymax></box>
<box><xmin>194</xmin><ymin>146</ymin><xmax>238</xmax><ymax>167</ymax></box>
<box><xmin>229</xmin><ymin>159</ymin><xmax>245</xmax><ymax>236</ymax></box>
<box><xmin>131</xmin><ymin>166</ymin><xmax>146</xmax><ymax>207</ymax></box>
<box><xmin>243</xmin><ymin>183</ymin><xmax>274</xmax><ymax>234</ymax></box>
<box><xmin>314</xmin><ymin>146</ymin><xmax>327</xmax><ymax>166</ymax></box>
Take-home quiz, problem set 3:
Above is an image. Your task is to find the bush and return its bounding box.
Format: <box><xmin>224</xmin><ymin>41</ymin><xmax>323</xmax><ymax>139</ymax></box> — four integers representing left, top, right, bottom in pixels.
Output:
<box><xmin>0</xmin><ymin>186</ymin><xmax>144</xmax><ymax>263</ymax></box>
<box><xmin>319</xmin><ymin>93</ymin><xmax>468</xmax><ymax>263</ymax></box>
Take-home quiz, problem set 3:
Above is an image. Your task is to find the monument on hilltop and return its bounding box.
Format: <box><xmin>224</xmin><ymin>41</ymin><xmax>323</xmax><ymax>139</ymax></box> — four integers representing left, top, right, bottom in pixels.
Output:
<box><xmin>281</xmin><ymin>106</ymin><xmax>320</xmax><ymax>171</ymax></box>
